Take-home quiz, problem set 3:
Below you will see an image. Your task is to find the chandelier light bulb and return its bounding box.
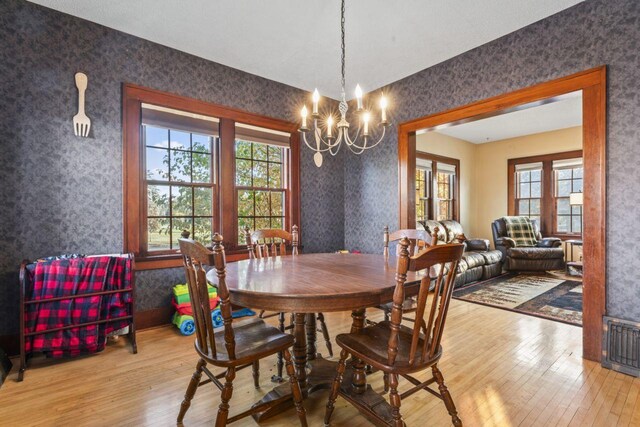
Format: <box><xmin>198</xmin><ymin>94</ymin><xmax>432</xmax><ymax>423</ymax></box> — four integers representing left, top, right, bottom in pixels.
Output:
<box><xmin>312</xmin><ymin>89</ymin><xmax>320</xmax><ymax>115</ymax></box>
<box><xmin>380</xmin><ymin>94</ymin><xmax>388</xmax><ymax>123</ymax></box>
<box><xmin>355</xmin><ymin>84</ymin><xmax>363</xmax><ymax>110</ymax></box>
<box><xmin>327</xmin><ymin>115</ymin><xmax>334</xmax><ymax>138</ymax></box>
<box><xmin>362</xmin><ymin>111</ymin><xmax>370</xmax><ymax>136</ymax></box>
<box><xmin>300</xmin><ymin>105</ymin><xmax>308</xmax><ymax>129</ymax></box>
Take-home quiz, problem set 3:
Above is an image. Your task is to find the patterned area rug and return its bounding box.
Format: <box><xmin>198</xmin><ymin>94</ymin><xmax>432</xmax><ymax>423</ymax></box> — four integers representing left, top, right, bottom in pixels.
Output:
<box><xmin>453</xmin><ymin>273</ymin><xmax>582</xmax><ymax>326</ymax></box>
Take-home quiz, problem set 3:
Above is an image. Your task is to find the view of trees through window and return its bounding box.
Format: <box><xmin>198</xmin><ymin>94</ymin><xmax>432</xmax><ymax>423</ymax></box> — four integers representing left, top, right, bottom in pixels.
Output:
<box><xmin>415</xmin><ymin>168</ymin><xmax>430</xmax><ymax>222</ymax></box>
<box><xmin>145</xmin><ymin>125</ymin><xmax>215</xmax><ymax>251</ymax></box>
<box><xmin>235</xmin><ymin>140</ymin><xmax>287</xmax><ymax>243</ymax></box>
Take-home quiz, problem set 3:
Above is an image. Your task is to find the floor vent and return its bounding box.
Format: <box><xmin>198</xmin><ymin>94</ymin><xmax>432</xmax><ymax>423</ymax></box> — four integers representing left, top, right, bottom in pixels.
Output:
<box><xmin>602</xmin><ymin>316</ymin><xmax>640</xmax><ymax>377</ymax></box>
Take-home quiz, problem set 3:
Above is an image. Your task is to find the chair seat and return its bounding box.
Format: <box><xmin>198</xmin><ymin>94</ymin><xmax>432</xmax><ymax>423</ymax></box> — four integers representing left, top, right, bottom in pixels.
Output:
<box><xmin>336</xmin><ymin>321</ymin><xmax>441</xmax><ymax>374</ymax></box>
<box><xmin>196</xmin><ymin>318</ymin><xmax>294</xmax><ymax>366</ymax></box>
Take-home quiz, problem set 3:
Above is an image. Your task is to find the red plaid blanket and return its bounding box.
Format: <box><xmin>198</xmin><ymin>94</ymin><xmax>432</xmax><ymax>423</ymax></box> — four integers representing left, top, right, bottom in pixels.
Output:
<box><xmin>25</xmin><ymin>256</ymin><xmax>133</xmax><ymax>358</ymax></box>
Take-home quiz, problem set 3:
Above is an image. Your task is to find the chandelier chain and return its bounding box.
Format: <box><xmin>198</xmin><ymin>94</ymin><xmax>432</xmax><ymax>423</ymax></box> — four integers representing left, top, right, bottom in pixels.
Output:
<box><xmin>340</xmin><ymin>0</ymin><xmax>346</xmax><ymax>94</ymax></box>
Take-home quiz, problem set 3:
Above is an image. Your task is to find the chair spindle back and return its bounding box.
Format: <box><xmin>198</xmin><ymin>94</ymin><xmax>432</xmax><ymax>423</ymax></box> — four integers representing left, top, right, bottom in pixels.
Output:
<box><xmin>179</xmin><ymin>234</ymin><xmax>236</xmax><ymax>359</ymax></box>
<box><xmin>387</xmin><ymin>238</ymin><xmax>464</xmax><ymax>367</ymax></box>
<box><xmin>245</xmin><ymin>225</ymin><xmax>299</xmax><ymax>259</ymax></box>
<box><xmin>383</xmin><ymin>226</ymin><xmax>438</xmax><ymax>257</ymax></box>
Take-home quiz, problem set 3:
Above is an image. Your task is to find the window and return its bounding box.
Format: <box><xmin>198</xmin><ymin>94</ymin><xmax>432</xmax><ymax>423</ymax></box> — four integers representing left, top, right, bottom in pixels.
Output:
<box><xmin>508</xmin><ymin>150</ymin><xmax>582</xmax><ymax>237</ymax></box>
<box><xmin>234</xmin><ymin>123</ymin><xmax>290</xmax><ymax>243</ymax></box>
<box><xmin>123</xmin><ymin>84</ymin><xmax>300</xmax><ymax>269</ymax></box>
<box><xmin>414</xmin><ymin>152</ymin><xmax>459</xmax><ymax>226</ymax></box>
<box><xmin>514</xmin><ymin>162</ymin><xmax>542</xmax><ymax>223</ymax></box>
<box><xmin>554</xmin><ymin>159</ymin><xmax>583</xmax><ymax>234</ymax></box>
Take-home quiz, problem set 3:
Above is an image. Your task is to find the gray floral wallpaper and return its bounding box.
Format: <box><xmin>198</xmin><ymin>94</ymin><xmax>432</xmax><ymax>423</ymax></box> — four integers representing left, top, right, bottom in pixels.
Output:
<box><xmin>343</xmin><ymin>0</ymin><xmax>640</xmax><ymax>322</ymax></box>
<box><xmin>0</xmin><ymin>0</ymin><xmax>344</xmax><ymax>336</ymax></box>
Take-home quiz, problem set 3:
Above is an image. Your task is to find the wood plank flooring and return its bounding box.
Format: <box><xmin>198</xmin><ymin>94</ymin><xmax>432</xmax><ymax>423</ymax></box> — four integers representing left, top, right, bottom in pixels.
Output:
<box><xmin>1</xmin><ymin>300</ymin><xmax>638</xmax><ymax>426</ymax></box>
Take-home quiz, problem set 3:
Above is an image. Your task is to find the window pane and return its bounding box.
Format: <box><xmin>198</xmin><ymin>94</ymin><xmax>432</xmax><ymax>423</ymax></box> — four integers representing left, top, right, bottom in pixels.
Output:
<box><xmin>193</xmin><ymin>218</ymin><xmax>212</xmax><ymax>246</ymax></box>
<box><xmin>557</xmin><ymin>198</ymin><xmax>570</xmax><ymax>214</ymax></box>
<box><xmin>192</xmin><ymin>134</ymin><xmax>211</xmax><ymax>153</ymax></box>
<box><xmin>170</xmin><ymin>149</ymin><xmax>191</xmax><ymax>182</ymax></box>
<box><xmin>171</xmin><ymin>186</ymin><xmax>193</xmax><ymax>216</ymax></box>
<box><xmin>268</xmin><ymin>146</ymin><xmax>282</xmax><ymax>163</ymax></box>
<box><xmin>254</xmin><ymin>144</ymin><xmax>268</xmax><ymax>161</ymax></box>
<box><xmin>148</xmin><ymin>218</ymin><xmax>170</xmax><ymax>251</ymax></box>
<box><xmin>192</xmin><ymin>152</ymin><xmax>211</xmax><ymax>183</ymax></box>
<box><xmin>571</xmin><ymin>205</ymin><xmax>582</xmax><ymax>215</ymax></box>
<box><xmin>557</xmin><ymin>180</ymin><xmax>571</xmax><ymax>197</ymax></box>
<box><xmin>235</xmin><ymin>140</ymin><xmax>252</xmax><ymax>158</ymax></box>
<box><xmin>170</xmin><ymin>130</ymin><xmax>190</xmax><ymax>150</ymax></box>
<box><xmin>518</xmin><ymin>199</ymin><xmax>530</xmax><ymax>214</ymax></box>
<box><xmin>236</xmin><ymin>159</ymin><xmax>252</xmax><ymax>186</ymax></box>
<box><xmin>520</xmin><ymin>182</ymin><xmax>530</xmax><ymax>198</ymax></box>
<box><xmin>193</xmin><ymin>187</ymin><xmax>212</xmax><ymax>216</ymax></box>
<box><xmin>572</xmin><ymin>216</ymin><xmax>582</xmax><ymax>233</ymax></box>
<box><xmin>520</xmin><ymin>171</ymin><xmax>530</xmax><ymax>182</ymax></box>
<box><xmin>237</xmin><ymin>190</ymin><xmax>254</xmax><ymax>217</ymax></box>
<box><xmin>530</xmin><ymin>199</ymin><xmax>540</xmax><ymax>215</ymax></box>
<box><xmin>253</xmin><ymin>161</ymin><xmax>268</xmax><ymax>188</ymax></box>
<box><xmin>438</xmin><ymin>201</ymin><xmax>450</xmax><ymax>221</ymax></box>
<box><xmin>254</xmin><ymin>191</ymin><xmax>270</xmax><ymax>216</ymax></box>
<box><xmin>271</xmin><ymin>191</ymin><xmax>284</xmax><ymax>216</ymax></box>
<box><xmin>255</xmin><ymin>217</ymin><xmax>270</xmax><ymax>231</ymax></box>
<box><xmin>557</xmin><ymin>169</ymin><xmax>572</xmax><ymax>180</ymax></box>
<box><xmin>146</xmin><ymin>147</ymin><xmax>169</xmax><ymax>181</ymax></box>
<box><xmin>238</xmin><ymin>217</ymin><xmax>254</xmax><ymax>244</ymax></box>
<box><xmin>271</xmin><ymin>217</ymin><xmax>283</xmax><ymax>230</ymax></box>
<box><xmin>574</xmin><ymin>167</ymin><xmax>583</xmax><ymax>179</ymax></box>
<box><xmin>148</xmin><ymin>185</ymin><xmax>170</xmax><ymax>216</ymax></box>
<box><xmin>145</xmin><ymin>126</ymin><xmax>169</xmax><ymax>148</ymax></box>
<box><xmin>172</xmin><ymin>218</ymin><xmax>193</xmax><ymax>248</ymax></box>
<box><xmin>269</xmin><ymin>163</ymin><xmax>282</xmax><ymax>188</ymax></box>
<box><xmin>531</xmin><ymin>181</ymin><xmax>541</xmax><ymax>198</ymax></box>
<box><xmin>530</xmin><ymin>169</ymin><xmax>541</xmax><ymax>181</ymax></box>
<box><xmin>573</xmin><ymin>178</ymin><xmax>583</xmax><ymax>193</ymax></box>
<box><xmin>557</xmin><ymin>215</ymin><xmax>570</xmax><ymax>233</ymax></box>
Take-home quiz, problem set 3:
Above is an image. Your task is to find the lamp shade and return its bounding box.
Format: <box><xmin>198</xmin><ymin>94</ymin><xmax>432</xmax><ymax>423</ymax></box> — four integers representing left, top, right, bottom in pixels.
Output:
<box><xmin>569</xmin><ymin>192</ymin><xmax>583</xmax><ymax>206</ymax></box>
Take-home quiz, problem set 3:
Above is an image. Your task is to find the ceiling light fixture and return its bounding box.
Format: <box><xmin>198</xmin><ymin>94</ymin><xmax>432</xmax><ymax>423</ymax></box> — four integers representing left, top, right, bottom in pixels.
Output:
<box><xmin>299</xmin><ymin>0</ymin><xmax>390</xmax><ymax>167</ymax></box>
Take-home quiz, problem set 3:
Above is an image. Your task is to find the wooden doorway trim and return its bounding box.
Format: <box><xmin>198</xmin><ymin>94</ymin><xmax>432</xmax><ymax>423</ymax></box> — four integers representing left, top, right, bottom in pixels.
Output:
<box><xmin>398</xmin><ymin>66</ymin><xmax>606</xmax><ymax>362</ymax></box>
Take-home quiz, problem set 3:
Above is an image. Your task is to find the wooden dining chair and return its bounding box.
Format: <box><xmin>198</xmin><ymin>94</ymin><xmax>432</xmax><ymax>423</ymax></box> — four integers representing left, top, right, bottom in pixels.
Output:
<box><xmin>177</xmin><ymin>235</ymin><xmax>307</xmax><ymax>427</ymax></box>
<box><xmin>373</xmin><ymin>226</ymin><xmax>438</xmax><ymax>323</ymax></box>
<box><xmin>324</xmin><ymin>238</ymin><xmax>465</xmax><ymax>427</ymax></box>
<box><xmin>245</xmin><ymin>225</ymin><xmax>333</xmax><ymax>381</ymax></box>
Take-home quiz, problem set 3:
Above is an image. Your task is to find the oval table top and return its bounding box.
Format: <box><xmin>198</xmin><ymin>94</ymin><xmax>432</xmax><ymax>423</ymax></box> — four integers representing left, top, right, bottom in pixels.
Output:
<box><xmin>205</xmin><ymin>253</ymin><xmax>427</xmax><ymax>313</ymax></box>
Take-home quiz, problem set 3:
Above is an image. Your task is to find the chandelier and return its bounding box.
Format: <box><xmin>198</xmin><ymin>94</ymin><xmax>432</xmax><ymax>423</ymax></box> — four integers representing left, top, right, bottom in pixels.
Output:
<box><xmin>299</xmin><ymin>0</ymin><xmax>390</xmax><ymax>167</ymax></box>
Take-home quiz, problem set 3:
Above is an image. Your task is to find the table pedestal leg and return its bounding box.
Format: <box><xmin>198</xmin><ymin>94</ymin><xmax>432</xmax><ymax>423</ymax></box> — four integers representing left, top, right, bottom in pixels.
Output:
<box><xmin>252</xmin><ymin>313</ymin><xmax>337</xmax><ymax>422</ymax></box>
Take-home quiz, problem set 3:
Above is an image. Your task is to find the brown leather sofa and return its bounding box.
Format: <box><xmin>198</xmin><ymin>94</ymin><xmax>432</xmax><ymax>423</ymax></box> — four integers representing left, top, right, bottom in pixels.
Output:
<box><xmin>419</xmin><ymin>220</ymin><xmax>503</xmax><ymax>288</ymax></box>
<box><xmin>491</xmin><ymin>218</ymin><xmax>564</xmax><ymax>271</ymax></box>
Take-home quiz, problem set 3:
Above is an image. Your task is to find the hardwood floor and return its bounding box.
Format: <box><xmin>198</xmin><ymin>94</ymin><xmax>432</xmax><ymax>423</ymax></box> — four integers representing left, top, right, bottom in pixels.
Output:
<box><xmin>2</xmin><ymin>300</ymin><xmax>639</xmax><ymax>426</ymax></box>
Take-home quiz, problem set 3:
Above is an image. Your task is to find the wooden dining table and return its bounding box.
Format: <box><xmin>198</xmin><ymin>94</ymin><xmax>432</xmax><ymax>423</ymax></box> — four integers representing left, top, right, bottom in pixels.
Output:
<box><xmin>206</xmin><ymin>252</ymin><xmax>427</xmax><ymax>425</ymax></box>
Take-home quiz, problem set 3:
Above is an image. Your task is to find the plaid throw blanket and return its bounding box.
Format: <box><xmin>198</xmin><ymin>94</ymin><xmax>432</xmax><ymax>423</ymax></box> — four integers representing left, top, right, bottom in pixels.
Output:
<box><xmin>25</xmin><ymin>256</ymin><xmax>133</xmax><ymax>358</ymax></box>
<box><xmin>503</xmin><ymin>216</ymin><xmax>538</xmax><ymax>247</ymax></box>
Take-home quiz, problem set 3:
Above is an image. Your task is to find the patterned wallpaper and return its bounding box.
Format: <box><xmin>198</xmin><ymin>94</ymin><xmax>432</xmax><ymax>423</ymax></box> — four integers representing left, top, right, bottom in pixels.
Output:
<box><xmin>0</xmin><ymin>0</ymin><xmax>345</xmax><ymax>334</ymax></box>
<box><xmin>343</xmin><ymin>0</ymin><xmax>640</xmax><ymax>322</ymax></box>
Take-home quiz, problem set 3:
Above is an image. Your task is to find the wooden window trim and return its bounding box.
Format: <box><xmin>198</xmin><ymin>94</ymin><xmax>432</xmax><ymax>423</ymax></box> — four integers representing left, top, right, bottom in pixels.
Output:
<box><xmin>123</xmin><ymin>84</ymin><xmax>300</xmax><ymax>270</ymax></box>
<box><xmin>507</xmin><ymin>150</ymin><xmax>582</xmax><ymax>239</ymax></box>
<box><xmin>416</xmin><ymin>151</ymin><xmax>460</xmax><ymax>222</ymax></box>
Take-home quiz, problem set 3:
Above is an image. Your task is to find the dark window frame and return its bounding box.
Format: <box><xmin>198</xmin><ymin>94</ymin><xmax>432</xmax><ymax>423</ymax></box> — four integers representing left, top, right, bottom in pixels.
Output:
<box><xmin>415</xmin><ymin>151</ymin><xmax>460</xmax><ymax>223</ymax></box>
<box><xmin>123</xmin><ymin>84</ymin><xmax>300</xmax><ymax>270</ymax></box>
<box><xmin>508</xmin><ymin>150</ymin><xmax>582</xmax><ymax>239</ymax></box>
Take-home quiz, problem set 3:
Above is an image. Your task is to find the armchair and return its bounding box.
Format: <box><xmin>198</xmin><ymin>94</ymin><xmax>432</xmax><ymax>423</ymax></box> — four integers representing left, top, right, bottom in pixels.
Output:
<box><xmin>491</xmin><ymin>218</ymin><xmax>564</xmax><ymax>271</ymax></box>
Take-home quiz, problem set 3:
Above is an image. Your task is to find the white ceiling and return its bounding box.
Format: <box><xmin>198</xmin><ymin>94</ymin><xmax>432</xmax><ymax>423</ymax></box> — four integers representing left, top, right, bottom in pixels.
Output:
<box><xmin>422</xmin><ymin>91</ymin><xmax>583</xmax><ymax>143</ymax></box>
<box><xmin>28</xmin><ymin>0</ymin><xmax>583</xmax><ymax>100</ymax></box>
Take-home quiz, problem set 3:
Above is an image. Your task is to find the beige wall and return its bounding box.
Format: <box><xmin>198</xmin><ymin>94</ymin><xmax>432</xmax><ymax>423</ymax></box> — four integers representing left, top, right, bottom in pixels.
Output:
<box><xmin>416</xmin><ymin>132</ymin><xmax>478</xmax><ymax>236</ymax></box>
<box><xmin>415</xmin><ymin>126</ymin><xmax>582</xmax><ymax>243</ymax></box>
